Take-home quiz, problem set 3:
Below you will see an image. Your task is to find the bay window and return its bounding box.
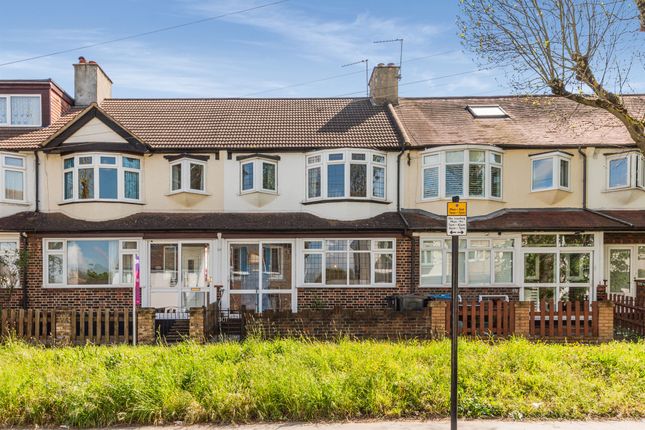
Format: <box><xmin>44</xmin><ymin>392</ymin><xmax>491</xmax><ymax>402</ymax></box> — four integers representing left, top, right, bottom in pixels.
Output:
<box><xmin>170</xmin><ymin>158</ymin><xmax>206</xmax><ymax>193</ymax></box>
<box><xmin>421</xmin><ymin>148</ymin><xmax>502</xmax><ymax>200</ymax></box>
<box><xmin>302</xmin><ymin>239</ymin><xmax>395</xmax><ymax>286</ymax></box>
<box><xmin>306</xmin><ymin>150</ymin><xmax>387</xmax><ymax>201</ymax></box>
<box><xmin>0</xmin><ymin>95</ymin><xmax>41</xmax><ymax>127</ymax></box>
<box><xmin>606</xmin><ymin>152</ymin><xmax>645</xmax><ymax>191</ymax></box>
<box><xmin>1</xmin><ymin>154</ymin><xmax>26</xmax><ymax>202</ymax></box>
<box><xmin>63</xmin><ymin>154</ymin><xmax>141</xmax><ymax>202</ymax></box>
<box><xmin>420</xmin><ymin>237</ymin><xmax>514</xmax><ymax>286</ymax></box>
<box><xmin>530</xmin><ymin>152</ymin><xmax>571</xmax><ymax>192</ymax></box>
<box><xmin>239</xmin><ymin>157</ymin><xmax>277</xmax><ymax>194</ymax></box>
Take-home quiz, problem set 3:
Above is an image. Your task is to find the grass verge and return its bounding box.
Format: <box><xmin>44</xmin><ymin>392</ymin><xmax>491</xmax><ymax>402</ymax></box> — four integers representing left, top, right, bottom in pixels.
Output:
<box><xmin>0</xmin><ymin>337</ymin><xmax>643</xmax><ymax>426</ymax></box>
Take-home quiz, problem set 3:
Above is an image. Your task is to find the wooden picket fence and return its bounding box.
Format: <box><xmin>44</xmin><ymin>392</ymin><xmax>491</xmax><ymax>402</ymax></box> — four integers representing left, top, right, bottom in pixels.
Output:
<box><xmin>529</xmin><ymin>300</ymin><xmax>597</xmax><ymax>338</ymax></box>
<box><xmin>70</xmin><ymin>308</ymin><xmax>133</xmax><ymax>345</ymax></box>
<box><xmin>0</xmin><ymin>308</ymin><xmax>56</xmax><ymax>343</ymax></box>
<box><xmin>610</xmin><ymin>294</ymin><xmax>645</xmax><ymax>337</ymax></box>
<box><xmin>446</xmin><ymin>300</ymin><xmax>516</xmax><ymax>337</ymax></box>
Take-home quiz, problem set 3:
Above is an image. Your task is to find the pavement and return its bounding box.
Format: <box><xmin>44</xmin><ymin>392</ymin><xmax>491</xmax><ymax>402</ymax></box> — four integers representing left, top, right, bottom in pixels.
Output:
<box><xmin>116</xmin><ymin>420</ymin><xmax>645</xmax><ymax>430</ymax></box>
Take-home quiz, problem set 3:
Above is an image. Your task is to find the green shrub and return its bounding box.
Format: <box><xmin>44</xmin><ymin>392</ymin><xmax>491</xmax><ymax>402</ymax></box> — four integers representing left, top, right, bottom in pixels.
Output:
<box><xmin>0</xmin><ymin>338</ymin><xmax>642</xmax><ymax>426</ymax></box>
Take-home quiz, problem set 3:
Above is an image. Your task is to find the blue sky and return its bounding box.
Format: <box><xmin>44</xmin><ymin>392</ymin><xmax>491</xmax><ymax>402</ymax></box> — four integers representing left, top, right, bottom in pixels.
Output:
<box><xmin>0</xmin><ymin>0</ymin><xmax>642</xmax><ymax>98</ymax></box>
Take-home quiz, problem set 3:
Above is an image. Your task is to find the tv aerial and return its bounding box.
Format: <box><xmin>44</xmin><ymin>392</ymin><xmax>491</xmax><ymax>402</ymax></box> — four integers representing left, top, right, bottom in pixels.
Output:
<box><xmin>341</xmin><ymin>59</ymin><xmax>369</xmax><ymax>97</ymax></box>
<box><xmin>373</xmin><ymin>38</ymin><xmax>403</xmax><ymax>79</ymax></box>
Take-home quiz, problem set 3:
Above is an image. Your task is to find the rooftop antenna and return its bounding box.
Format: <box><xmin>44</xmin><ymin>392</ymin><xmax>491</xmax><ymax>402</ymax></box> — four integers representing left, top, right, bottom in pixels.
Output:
<box><xmin>373</xmin><ymin>38</ymin><xmax>403</xmax><ymax>79</ymax></box>
<box><xmin>341</xmin><ymin>59</ymin><xmax>369</xmax><ymax>97</ymax></box>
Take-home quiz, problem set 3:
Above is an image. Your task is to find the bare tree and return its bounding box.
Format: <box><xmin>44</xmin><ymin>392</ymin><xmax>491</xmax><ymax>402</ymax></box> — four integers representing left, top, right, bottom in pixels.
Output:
<box><xmin>459</xmin><ymin>0</ymin><xmax>645</xmax><ymax>153</ymax></box>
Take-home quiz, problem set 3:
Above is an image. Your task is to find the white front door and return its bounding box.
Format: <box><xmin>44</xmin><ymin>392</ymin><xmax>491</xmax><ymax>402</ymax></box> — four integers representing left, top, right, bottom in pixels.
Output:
<box><xmin>606</xmin><ymin>245</ymin><xmax>645</xmax><ymax>297</ymax></box>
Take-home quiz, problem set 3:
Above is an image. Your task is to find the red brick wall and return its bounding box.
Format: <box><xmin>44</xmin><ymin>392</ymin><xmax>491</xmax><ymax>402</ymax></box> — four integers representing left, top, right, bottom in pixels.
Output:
<box><xmin>604</xmin><ymin>233</ymin><xmax>645</xmax><ymax>244</ymax></box>
<box><xmin>1</xmin><ymin>234</ymin><xmax>132</xmax><ymax>310</ymax></box>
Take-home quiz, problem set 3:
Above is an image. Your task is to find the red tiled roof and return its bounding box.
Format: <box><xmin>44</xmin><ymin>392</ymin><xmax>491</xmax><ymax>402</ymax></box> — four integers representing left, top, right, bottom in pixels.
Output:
<box><xmin>395</xmin><ymin>95</ymin><xmax>644</xmax><ymax>148</ymax></box>
<box><xmin>0</xmin><ymin>108</ymin><xmax>85</xmax><ymax>150</ymax></box>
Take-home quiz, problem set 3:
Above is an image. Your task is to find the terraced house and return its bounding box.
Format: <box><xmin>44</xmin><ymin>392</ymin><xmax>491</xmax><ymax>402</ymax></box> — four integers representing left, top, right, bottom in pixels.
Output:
<box><xmin>0</xmin><ymin>59</ymin><xmax>643</xmax><ymax>318</ymax></box>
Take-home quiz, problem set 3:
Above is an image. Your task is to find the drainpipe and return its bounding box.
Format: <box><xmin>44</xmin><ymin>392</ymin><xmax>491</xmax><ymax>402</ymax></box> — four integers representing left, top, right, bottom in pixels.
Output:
<box><xmin>21</xmin><ymin>232</ymin><xmax>28</xmax><ymax>309</ymax></box>
<box><xmin>34</xmin><ymin>151</ymin><xmax>40</xmax><ymax>212</ymax></box>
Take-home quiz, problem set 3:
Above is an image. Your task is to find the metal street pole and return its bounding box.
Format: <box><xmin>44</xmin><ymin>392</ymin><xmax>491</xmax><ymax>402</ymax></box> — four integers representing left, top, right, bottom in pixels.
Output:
<box><xmin>450</xmin><ymin>195</ymin><xmax>459</xmax><ymax>430</ymax></box>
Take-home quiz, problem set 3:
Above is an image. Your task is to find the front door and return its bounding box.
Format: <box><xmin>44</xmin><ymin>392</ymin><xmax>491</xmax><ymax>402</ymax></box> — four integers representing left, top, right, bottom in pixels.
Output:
<box><xmin>606</xmin><ymin>246</ymin><xmax>645</xmax><ymax>297</ymax></box>
<box><xmin>227</xmin><ymin>241</ymin><xmax>295</xmax><ymax>312</ymax></box>
<box><xmin>149</xmin><ymin>241</ymin><xmax>211</xmax><ymax>314</ymax></box>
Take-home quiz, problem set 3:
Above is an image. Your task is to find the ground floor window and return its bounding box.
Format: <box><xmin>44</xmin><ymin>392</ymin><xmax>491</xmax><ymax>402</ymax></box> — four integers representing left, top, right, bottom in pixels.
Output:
<box><xmin>302</xmin><ymin>239</ymin><xmax>395</xmax><ymax>287</ymax></box>
<box><xmin>44</xmin><ymin>239</ymin><xmax>138</xmax><ymax>287</ymax></box>
<box><xmin>606</xmin><ymin>244</ymin><xmax>645</xmax><ymax>295</ymax></box>
<box><xmin>0</xmin><ymin>240</ymin><xmax>19</xmax><ymax>289</ymax></box>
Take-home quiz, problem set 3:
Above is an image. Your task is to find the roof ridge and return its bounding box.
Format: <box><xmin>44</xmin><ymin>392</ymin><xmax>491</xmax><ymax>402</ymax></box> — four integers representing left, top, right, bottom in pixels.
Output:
<box><xmin>102</xmin><ymin>97</ymin><xmax>369</xmax><ymax>101</ymax></box>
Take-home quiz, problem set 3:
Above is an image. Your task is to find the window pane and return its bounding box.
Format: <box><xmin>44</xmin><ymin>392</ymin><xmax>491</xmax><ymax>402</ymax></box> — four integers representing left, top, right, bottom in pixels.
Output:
<box><xmin>190</xmin><ymin>163</ymin><xmax>204</xmax><ymax>190</ymax></box>
<box><xmin>242</xmin><ymin>163</ymin><xmax>254</xmax><ymax>191</ymax></box>
<box><xmin>307</xmin><ymin>155</ymin><xmax>321</xmax><ymax>164</ymax></box>
<box><xmin>307</xmin><ymin>167</ymin><xmax>321</xmax><ymax>198</ymax></box>
<box><xmin>609</xmin><ymin>249</ymin><xmax>631</xmax><ymax>293</ymax></box>
<box><xmin>349</xmin><ymin>240</ymin><xmax>370</xmax><ymax>251</ymax></box>
<box><xmin>78</xmin><ymin>168</ymin><xmax>94</xmax><ymax>199</ymax></box>
<box><xmin>524</xmin><ymin>253</ymin><xmax>555</xmax><ymax>283</ymax></box>
<box><xmin>559</xmin><ymin>253</ymin><xmax>590</xmax><ymax>283</ymax></box>
<box><xmin>99</xmin><ymin>168</ymin><xmax>118</xmax><ymax>199</ymax></box>
<box><xmin>522</xmin><ymin>234</ymin><xmax>557</xmax><ymax>247</ymax></box>
<box><xmin>67</xmin><ymin>240</ymin><xmax>118</xmax><ymax>285</ymax></box>
<box><xmin>559</xmin><ymin>287</ymin><xmax>589</xmax><ymax>302</ymax></box>
<box><xmin>376</xmin><ymin>240</ymin><xmax>393</xmax><ymax>249</ymax></box>
<box><xmin>171</xmin><ymin>164</ymin><xmax>182</xmax><ymax>191</ymax></box>
<box><xmin>469</xmin><ymin>150</ymin><xmax>485</xmax><ymax>163</ymax></box>
<box><xmin>327</xmin><ymin>240</ymin><xmax>347</xmax><ymax>251</ymax></box>
<box><xmin>560</xmin><ymin>159</ymin><xmax>569</xmax><ymax>188</ymax></box>
<box><xmin>491</xmin><ymin>166</ymin><xmax>502</xmax><ymax>198</ymax></box>
<box><xmin>421</xmin><ymin>250</ymin><xmax>442</xmax><ymax>285</ymax></box>
<box><xmin>304</xmin><ymin>254</ymin><xmax>323</xmax><ymax>283</ymax></box>
<box><xmin>48</xmin><ymin>241</ymin><xmax>63</xmax><ymax>250</ymax></box>
<box><xmin>559</xmin><ymin>234</ymin><xmax>594</xmax><ymax>247</ymax></box>
<box><xmin>493</xmin><ymin>239</ymin><xmax>514</xmax><ymax>248</ymax></box>
<box><xmin>10</xmin><ymin>96</ymin><xmax>40</xmax><ymax>125</ymax></box>
<box><xmin>468</xmin><ymin>164</ymin><xmax>485</xmax><ymax>197</ymax></box>
<box><xmin>122</xmin><ymin>241</ymin><xmax>138</xmax><ymax>250</ymax></box>
<box><xmin>64</xmin><ymin>158</ymin><xmax>74</xmax><ymax>169</ymax></box>
<box><xmin>372</xmin><ymin>166</ymin><xmax>385</xmax><ymax>198</ymax></box>
<box><xmin>100</xmin><ymin>156</ymin><xmax>116</xmax><ymax>165</ymax></box>
<box><xmin>494</xmin><ymin>251</ymin><xmax>513</xmax><ymax>283</ymax></box>
<box><xmin>122</xmin><ymin>254</ymin><xmax>134</xmax><ymax>284</ymax></box>
<box><xmin>304</xmin><ymin>241</ymin><xmax>323</xmax><ymax>250</ymax></box>
<box><xmin>123</xmin><ymin>157</ymin><xmax>140</xmax><ymax>169</ymax></box>
<box><xmin>423</xmin><ymin>167</ymin><xmax>439</xmax><ymax>198</ymax></box>
<box><xmin>262</xmin><ymin>162</ymin><xmax>276</xmax><ymax>191</ymax></box>
<box><xmin>467</xmin><ymin>250</ymin><xmax>490</xmax><ymax>284</ymax></box>
<box><xmin>4</xmin><ymin>170</ymin><xmax>23</xmax><ymax>200</ymax></box>
<box><xmin>48</xmin><ymin>255</ymin><xmax>63</xmax><ymax>284</ymax></box>
<box><xmin>327</xmin><ymin>164</ymin><xmax>345</xmax><ymax>198</ymax></box>
<box><xmin>446</xmin><ymin>252</ymin><xmax>466</xmax><ymax>284</ymax></box>
<box><xmin>5</xmin><ymin>156</ymin><xmax>23</xmax><ymax>167</ymax></box>
<box><xmin>445</xmin><ymin>164</ymin><xmax>463</xmax><ymax>196</ymax></box>
<box><xmin>637</xmin><ymin>246</ymin><xmax>645</xmax><ymax>279</ymax></box>
<box><xmin>470</xmin><ymin>239</ymin><xmax>490</xmax><ymax>248</ymax></box>
<box><xmin>124</xmin><ymin>171</ymin><xmax>139</xmax><ymax>199</ymax></box>
<box><xmin>351</xmin><ymin>153</ymin><xmax>366</xmax><ymax>161</ymax></box>
<box><xmin>373</xmin><ymin>154</ymin><xmax>385</xmax><ymax>163</ymax></box>
<box><xmin>328</xmin><ymin>153</ymin><xmax>343</xmax><ymax>161</ymax></box>
<box><xmin>350</xmin><ymin>164</ymin><xmax>367</xmax><ymax>197</ymax></box>
<box><xmin>491</xmin><ymin>153</ymin><xmax>502</xmax><ymax>164</ymax></box>
<box><xmin>79</xmin><ymin>156</ymin><xmax>92</xmax><ymax>165</ymax></box>
<box><xmin>423</xmin><ymin>154</ymin><xmax>440</xmax><ymax>165</ymax></box>
<box><xmin>348</xmin><ymin>252</ymin><xmax>370</xmax><ymax>284</ymax></box>
<box><xmin>374</xmin><ymin>253</ymin><xmax>393</xmax><ymax>283</ymax></box>
<box><xmin>325</xmin><ymin>252</ymin><xmax>347</xmax><ymax>285</ymax></box>
<box><xmin>532</xmin><ymin>158</ymin><xmax>553</xmax><ymax>190</ymax></box>
<box><xmin>446</xmin><ymin>151</ymin><xmax>464</xmax><ymax>163</ymax></box>
<box><xmin>608</xmin><ymin>157</ymin><xmax>628</xmax><ymax>188</ymax></box>
<box><xmin>0</xmin><ymin>97</ymin><xmax>6</xmax><ymax>123</ymax></box>
<box><xmin>524</xmin><ymin>287</ymin><xmax>556</xmax><ymax>307</ymax></box>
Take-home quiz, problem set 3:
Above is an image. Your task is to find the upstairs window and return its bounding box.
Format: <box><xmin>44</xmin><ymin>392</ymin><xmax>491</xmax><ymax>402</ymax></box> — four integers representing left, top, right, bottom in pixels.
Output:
<box><xmin>0</xmin><ymin>95</ymin><xmax>41</xmax><ymax>127</ymax></box>
<box><xmin>530</xmin><ymin>152</ymin><xmax>571</xmax><ymax>192</ymax></box>
<box><xmin>306</xmin><ymin>150</ymin><xmax>386</xmax><ymax>201</ymax></box>
<box><xmin>63</xmin><ymin>154</ymin><xmax>141</xmax><ymax>202</ymax></box>
<box><xmin>1</xmin><ymin>154</ymin><xmax>26</xmax><ymax>202</ymax></box>
<box><xmin>170</xmin><ymin>159</ymin><xmax>206</xmax><ymax>194</ymax></box>
<box><xmin>421</xmin><ymin>148</ymin><xmax>502</xmax><ymax>200</ymax></box>
<box><xmin>239</xmin><ymin>157</ymin><xmax>278</xmax><ymax>194</ymax></box>
<box><xmin>607</xmin><ymin>152</ymin><xmax>645</xmax><ymax>191</ymax></box>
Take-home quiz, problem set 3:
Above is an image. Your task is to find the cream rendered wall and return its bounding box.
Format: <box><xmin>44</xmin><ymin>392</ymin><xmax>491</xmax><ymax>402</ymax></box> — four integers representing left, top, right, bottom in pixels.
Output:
<box><xmin>586</xmin><ymin>147</ymin><xmax>645</xmax><ymax>210</ymax></box>
<box><xmin>0</xmin><ymin>151</ymin><xmax>35</xmax><ymax>217</ymax></box>
<box><xmin>40</xmin><ymin>152</ymin><xmax>225</xmax><ymax>221</ymax></box>
<box><xmin>403</xmin><ymin>146</ymin><xmax>584</xmax><ymax>217</ymax></box>
<box><xmin>64</xmin><ymin>117</ymin><xmax>127</xmax><ymax>143</ymax></box>
<box><xmin>223</xmin><ymin>151</ymin><xmax>399</xmax><ymax>221</ymax></box>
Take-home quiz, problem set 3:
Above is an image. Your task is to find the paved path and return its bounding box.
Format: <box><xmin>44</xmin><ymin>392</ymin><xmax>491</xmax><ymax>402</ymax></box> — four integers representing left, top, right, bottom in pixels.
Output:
<box><xmin>120</xmin><ymin>420</ymin><xmax>645</xmax><ymax>430</ymax></box>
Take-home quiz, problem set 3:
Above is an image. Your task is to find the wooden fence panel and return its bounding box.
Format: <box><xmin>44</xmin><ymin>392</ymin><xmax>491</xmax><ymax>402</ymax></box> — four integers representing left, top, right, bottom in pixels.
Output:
<box><xmin>0</xmin><ymin>308</ymin><xmax>55</xmax><ymax>343</ymax></box>
<box><xmin>611</xmin><ymin>294</ymin><xmax>645</xmax><ymax>336</ymax></box>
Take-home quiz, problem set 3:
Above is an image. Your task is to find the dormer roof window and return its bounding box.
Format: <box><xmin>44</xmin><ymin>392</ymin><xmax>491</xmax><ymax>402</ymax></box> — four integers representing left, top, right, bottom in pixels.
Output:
<box><xmin>0</xmin><ymin>95</ymin><xmax>41</xmax><ymax>127</ymax></box>
<box><xmin>467</xmin><ymin>105</ymin><xmax>508</xmax><ymax>119</ymax></box>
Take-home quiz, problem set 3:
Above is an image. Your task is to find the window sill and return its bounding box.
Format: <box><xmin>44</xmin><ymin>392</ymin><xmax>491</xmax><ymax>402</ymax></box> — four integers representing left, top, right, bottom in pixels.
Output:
<box><xmin>419</xmin><ymin>196</ymin><xmax>504</xmax><ymax>203</ymax></box>
<box><xmin>0</xmin><ymin>200</ymin><xmax>30</xmax><ymax>206</ymax></box>
<box><xmin>603</xmin><ymin>187</ymin><xmax>644</xmax><ymax>193</ymax></box>
<box><xmin>0</xmin><ymin>124</ymin><xmax>42</xmax><ymax>128</ymax></box>
<box><xmin>59</xmin><ymin>199</ymin><xmax>145</xmax><ymax>206</ymax></box>
<box><xmin>298</xmin><ymin>284</ymin><xmax>396</xmax><ymax>289</ymax></box>
<box><xmin>239</xmin><ymin>189</ymin><xmax>278</xmax><ymax>196</ymax></box>
<box><xmin>167</xmin><ymin>190</ymin><xmax>210</xmax><ymax>197</ymax></box>
<box><xmin>302</xmin><ymin>198</ymin><xmax>391</xmax><ymax>205</ymax></box>
<box><xmin>42</xmin><ymin>284</ymin><xmax>134</xmax><ymax>289</ymax></box>
<box><xmin>419</xmin><ymin>284</ymin><xmax>519</xmax><ymax>288</ymax></box>
<box><xmin>530</xmin><ymin>187</ymin><xmax>572</xmax><ymax>193</ymax></box>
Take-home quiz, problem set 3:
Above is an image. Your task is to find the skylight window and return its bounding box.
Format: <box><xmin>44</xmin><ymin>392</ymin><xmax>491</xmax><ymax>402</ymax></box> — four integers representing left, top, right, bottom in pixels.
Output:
<box><xmin>467</xmin><ymin>105</ymin><xmax>508</xmax><ymax>118</ymax></box>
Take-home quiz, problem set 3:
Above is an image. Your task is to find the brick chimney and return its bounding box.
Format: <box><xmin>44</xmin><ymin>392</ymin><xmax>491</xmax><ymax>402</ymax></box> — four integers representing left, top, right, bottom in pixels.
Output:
<box><xmin>369</xmin><ymin>63</ymin><xmax>400</xmax><ymax>106</ymax></box>
<box><xmin>73</xmin><ymin>57</ymin><xmax>112</xmax><ymax>106</ymax></box>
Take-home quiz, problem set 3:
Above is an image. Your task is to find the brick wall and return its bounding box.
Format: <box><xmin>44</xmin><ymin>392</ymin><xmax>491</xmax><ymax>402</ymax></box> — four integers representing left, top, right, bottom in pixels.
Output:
<box><xmin>604</xmin><ymin>233</ymin><xmax>645</xmax><ymax>244</ymax></box>
<box><xmin>1</xmin><ymin>234</ymin><xmax>132</xmax><ymax>310</ymax></box>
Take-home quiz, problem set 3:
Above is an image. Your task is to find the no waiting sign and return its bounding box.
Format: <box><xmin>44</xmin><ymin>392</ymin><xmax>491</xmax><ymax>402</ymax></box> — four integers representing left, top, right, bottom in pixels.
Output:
<box><xmin>447</xmin><ymin>201</ymin><xmax>467</xmax><ymax>236</ymax></box>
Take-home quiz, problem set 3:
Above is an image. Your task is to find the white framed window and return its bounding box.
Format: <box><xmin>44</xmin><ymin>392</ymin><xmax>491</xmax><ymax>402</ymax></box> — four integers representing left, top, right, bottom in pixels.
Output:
<box><xmin>0</xmin><ymin>95</ymin><xmax>41</xmax><ymax>127</ymax></box>
<box><xmin>43</xmin><ymin>238</ymin><xmax>139</xmax><ymax>287</ymax></box>
<box><xmin>170</xmin><ymin>158</ymin><xmax>206</xmax><ymax>193</ymax></box>
<box><xmin>530</xmin><ymin>152</ymin><xmax>571</xmax><ymax>192</ymax></box>
<box><xmin>0</xmin><ymin>154</ymin><xmax>26</xmax><ymax>202</ymax></box>
<box><xmin>467</xmin><ymin>105</ymin><xmax>509</xmax><ymax>118</ymax></box>
<box><xmin>521</xmin><ymin>233</ymin><xmax>594</xmax><ymax>309</ymax></box>
<box><xmin>240</xmin><ymin>158</ymin><xmax>277</xmax><ymax>194</ymax></box>
<box><xmin>0</xmin><ymin>240</ymin><xmax>20</xmax><ymax>289</ymax></box>
<box><xmin>305</xmin><ymin>150</ymin><xmax>387</xmax><ymax>201</ymax></box>
<box><xmin>421</xmin><ymin>147</ymin><xmax>503</xmax><ymax>200</ymax></box>
<box><xmin>63</xmin><ymin>153</ymin><xmax>141</xmax><ymax>202</ymax></box>
<box><xmin>606</xmin><ymin>152</ymin><xmax>645</xmax><ymax>191</ymax></box>
<box><xmin>420</xmin><ymin>236</ymin><xmax>515</xmax><ymax>286</ymax></box>
<box><xmin>301</xmin><ymin>239</ymin><xmax>395</xmax><ymax>286</ymax></box>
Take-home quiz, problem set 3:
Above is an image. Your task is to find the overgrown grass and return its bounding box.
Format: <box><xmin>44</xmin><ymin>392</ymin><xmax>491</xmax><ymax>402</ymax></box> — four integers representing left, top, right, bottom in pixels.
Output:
<box><xmin>0</xmin><ymin>338</ymin><xmax>643</xmax><ymax>427</ymax></box>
